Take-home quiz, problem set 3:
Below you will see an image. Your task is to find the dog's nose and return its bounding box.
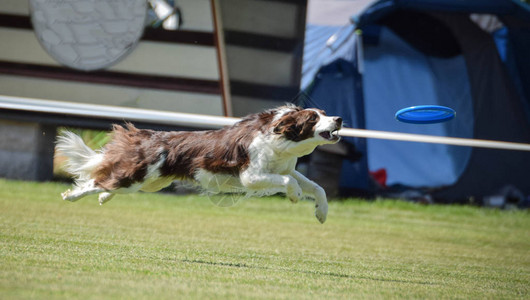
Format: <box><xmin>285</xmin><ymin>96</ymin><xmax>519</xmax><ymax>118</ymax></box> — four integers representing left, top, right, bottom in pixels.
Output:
<box><xmin>334</xmin><ymin>117</ymin><xmax>343</xmax><ymax>126</ymax></box>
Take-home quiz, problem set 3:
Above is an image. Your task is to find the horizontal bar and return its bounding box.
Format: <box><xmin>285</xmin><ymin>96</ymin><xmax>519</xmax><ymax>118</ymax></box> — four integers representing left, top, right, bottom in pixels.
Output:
<box><xmin>339</xmin><ymin>128</ymin><xmax>530</xmax><ymax>152</ymax></box>
<box><xmin>0</xmin><ymin>95</ymin><xmax>237</xmax><ymax>129</ymax></box>
<box><xmin>1</xmin><ymin>94</ymin><xmax>529</xmax><ymax>152</ymax></box>
<box><xmin>0</xmin><ymin>61</ymin><xmax>221</xmax><ymax>94</ymax></box>
<box><xmin>0</xmin><ymin>13</ymin><xmax>215</xmax><ymax>46</ymax></box>
<box><xmin>229</xmin><ymin>80</ymin><xmax>300</xmax><ymax>100</ymax></box>
<box><xmin>142</xmin><ymin>28</ymin><xmax>214</xmax><ymax>46</ymax></box>
<box><xmin>224</xmin><ymin>30</ymin><xmax>299</xmax><ymax>52</ymax></box>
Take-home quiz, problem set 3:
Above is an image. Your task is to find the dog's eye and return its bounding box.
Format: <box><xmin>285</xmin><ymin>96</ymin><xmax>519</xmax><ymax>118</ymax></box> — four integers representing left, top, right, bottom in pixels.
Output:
<box><xmin>310</xmin><ymin>114</ymin><xmax>318</xmax><ymax>121</ymax></box>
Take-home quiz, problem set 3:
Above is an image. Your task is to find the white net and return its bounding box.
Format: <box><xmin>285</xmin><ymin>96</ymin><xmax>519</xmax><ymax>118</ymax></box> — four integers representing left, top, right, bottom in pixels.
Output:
<box><xmin>30</xmin><ymin>0</ymin><xmax>147</xmax><ymax>71</ymax></box>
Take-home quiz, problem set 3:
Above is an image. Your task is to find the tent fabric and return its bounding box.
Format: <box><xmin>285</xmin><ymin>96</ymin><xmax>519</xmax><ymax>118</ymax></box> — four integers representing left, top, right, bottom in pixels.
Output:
<box><xmin>302</xmin><ymin>24</ymin><xmax>357</xmax><ymax>90</ymax></box>
<box><xmin>307</xmin><ymin>57</ymin><xmax>371</xmax><ymax>192</ymax></box>
<box><xmin>363</xmin><ymin>26</ymin><xmax>473</xmax><ymax>187</ymax></box>
<box><xmin>353</xmin><ymin>0</ymin><xmax>523</xmax><ymax>27</ymax></box>
<box><xmin>432</xmin><ymin>13</ymin><xmax>530</xmax><ymax>199</ymax></box>
<box><xmin>494</xmin><ymin>25</ymin><xmax>530</xmax><ymax>124</ymax></box>
<box><xmin>302</xmin><ymin>0</ymin><xmax>530</xmax><ymax>200</ymax></box>
<box><xmin>494</xmin><ymin>27</ymin><xmax>527</xmax><ymax>115</ymax></box>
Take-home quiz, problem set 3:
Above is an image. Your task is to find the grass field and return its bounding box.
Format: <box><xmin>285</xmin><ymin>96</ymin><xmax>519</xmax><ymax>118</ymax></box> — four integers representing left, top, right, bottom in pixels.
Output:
<box><xmin>1</xmin><ymin>179</ymin><xmax>529</xmax><ymax>299</ymax></box>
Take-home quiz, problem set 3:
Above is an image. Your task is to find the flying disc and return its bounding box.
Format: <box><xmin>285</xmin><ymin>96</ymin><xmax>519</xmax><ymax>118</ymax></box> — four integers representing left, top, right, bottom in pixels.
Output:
<box><xmin>395</xmin><ymin>105</ymin><xmax>455</xmax><ymax>124</ymax></box>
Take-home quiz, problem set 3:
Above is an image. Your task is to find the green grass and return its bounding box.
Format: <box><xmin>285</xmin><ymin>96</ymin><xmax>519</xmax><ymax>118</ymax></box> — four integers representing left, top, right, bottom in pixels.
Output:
<box><xmin>0</xmin><ymin>179</ymin><xmax>529</xmax><ymax>299</ymax></box>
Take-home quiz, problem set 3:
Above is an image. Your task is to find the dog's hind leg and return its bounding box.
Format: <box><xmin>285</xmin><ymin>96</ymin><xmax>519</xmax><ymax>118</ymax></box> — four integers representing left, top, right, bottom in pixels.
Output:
<box><xmin>61</xmin><ymin>180</ymin><xmax>105</xmax><ymax>202</ymax></box>
<box><xmin>98</xmin><ymin>192</ymin><xmax>115</xmax><ymax>205</ymax></box>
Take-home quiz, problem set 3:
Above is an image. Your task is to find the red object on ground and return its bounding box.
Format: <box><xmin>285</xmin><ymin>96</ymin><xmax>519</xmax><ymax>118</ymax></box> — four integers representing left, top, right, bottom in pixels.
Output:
<box><xmin>370</xmin><ymin>168</ymin><xmax>387</xmax><ymax>188</ymax></box>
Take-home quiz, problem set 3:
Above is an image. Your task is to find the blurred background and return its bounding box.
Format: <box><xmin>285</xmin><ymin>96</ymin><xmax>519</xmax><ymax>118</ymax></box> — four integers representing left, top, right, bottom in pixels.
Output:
<box><xmin>0</xmin><ymin>0</ymin><xmax>529</xmax><ymax>207</ymax></box>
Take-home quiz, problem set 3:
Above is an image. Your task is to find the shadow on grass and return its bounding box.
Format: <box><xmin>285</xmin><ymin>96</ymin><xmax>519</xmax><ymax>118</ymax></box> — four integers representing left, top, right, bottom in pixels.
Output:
<box><xmin>181</xmin><ymin>258</ymin><xmax>438</xmax><ymax>286</ymax></box>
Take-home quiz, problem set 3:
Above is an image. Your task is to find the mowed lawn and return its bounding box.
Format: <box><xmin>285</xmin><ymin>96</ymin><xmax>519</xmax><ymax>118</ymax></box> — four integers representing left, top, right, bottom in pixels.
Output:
<box><xmin>0</xmin><ymin>179</ymin><xmax>529</xmax><ymax>299</ymax></box>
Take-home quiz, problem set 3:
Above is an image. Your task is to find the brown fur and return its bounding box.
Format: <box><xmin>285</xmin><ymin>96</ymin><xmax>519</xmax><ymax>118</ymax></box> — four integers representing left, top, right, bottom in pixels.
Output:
<box><xmin>93</xmin><ymin>110</ymin><xmax>278</xmax><ymax>190</ymax></box>
<box><xmin>91</xmin><ymin>107</ymin><xmax>324</xmax><ymax>191</ymax></box>
<box><xmin>58</xmin><ymin>105</ymin><xmax>341</xmax><ymax>224</ymax></box>
<box><xmin>273</xmin><ymin>109</ymin><xmax>321</xmax><ymax>142</ymax></box>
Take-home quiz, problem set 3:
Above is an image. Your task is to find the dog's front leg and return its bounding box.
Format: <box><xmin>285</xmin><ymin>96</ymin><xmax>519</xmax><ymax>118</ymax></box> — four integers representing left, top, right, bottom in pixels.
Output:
<box><xmin>240</xmin><ymin>170</ymin><xmax>303</xmax><ymax>203</ymax></box>
<box><xmin>290</xmin><ymin>170</ymin><xmax>328</xmax><ymax>224</ymax></box>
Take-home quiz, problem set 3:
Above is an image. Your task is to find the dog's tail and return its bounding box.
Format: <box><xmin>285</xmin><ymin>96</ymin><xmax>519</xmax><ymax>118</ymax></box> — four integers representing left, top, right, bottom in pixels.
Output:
<box><xmin>56</xmin><ymin>131</ymin><xmax>104</xmax><ymax>185</ymax></box>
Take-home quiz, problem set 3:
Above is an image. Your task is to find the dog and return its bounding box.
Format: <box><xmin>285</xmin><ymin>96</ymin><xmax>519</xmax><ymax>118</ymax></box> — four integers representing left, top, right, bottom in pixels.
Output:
<box><xmin>56</xmin><ymin>105</ymin><xmax>342</xmax><ymax>223</ymax></box>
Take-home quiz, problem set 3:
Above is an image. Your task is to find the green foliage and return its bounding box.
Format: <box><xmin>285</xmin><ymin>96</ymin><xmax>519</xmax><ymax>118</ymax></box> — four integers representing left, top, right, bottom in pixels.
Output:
<box><xmin>57</xmin><ymin>127</ymin><xmax>110</xmax><ymax>150</ymax></box>
<box><xmin>1</xmin><ymin>179</ymin><xmax>529</xmax><ymax>299</ymax></box>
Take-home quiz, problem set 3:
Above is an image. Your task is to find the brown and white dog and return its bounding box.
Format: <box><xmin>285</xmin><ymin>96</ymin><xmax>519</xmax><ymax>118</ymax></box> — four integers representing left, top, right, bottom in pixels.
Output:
<box><xmin>56</xmin><ymin>105</ymin><xmax>342</xmax><ymax>223</ymax></box>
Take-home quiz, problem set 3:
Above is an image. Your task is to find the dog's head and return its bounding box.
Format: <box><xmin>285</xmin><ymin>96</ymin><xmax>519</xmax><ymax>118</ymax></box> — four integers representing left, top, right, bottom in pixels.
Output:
<box><xmin>272</xmin><ymin>106</ymin><xmax>342</xmax><ymax>148</ymax></box>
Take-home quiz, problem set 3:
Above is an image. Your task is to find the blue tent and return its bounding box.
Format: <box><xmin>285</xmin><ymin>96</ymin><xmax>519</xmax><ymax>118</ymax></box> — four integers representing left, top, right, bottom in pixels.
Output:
<box><xmin>303</xmin><ymin>0</ymin><xmax>530</xmax><ymax>201</ymax></box>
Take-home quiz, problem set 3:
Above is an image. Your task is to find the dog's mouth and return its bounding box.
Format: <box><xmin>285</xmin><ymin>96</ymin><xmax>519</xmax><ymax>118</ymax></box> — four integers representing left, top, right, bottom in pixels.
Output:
<box><xmin>319</xmin><ymin>128</ymin><xmax>341</xmax><ymax>142</ymax></box>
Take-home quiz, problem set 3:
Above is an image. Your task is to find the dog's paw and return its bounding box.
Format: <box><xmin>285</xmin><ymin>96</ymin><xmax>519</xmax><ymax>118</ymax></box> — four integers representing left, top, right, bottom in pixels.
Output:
<box><xmin>61</xmin><ymin>190</ymin><xmax>72</xmax><ymax>201</ymax></box>
<box><xmin>98</xmin><ymin>192</ymin><xmax>114</xmax><ymax>205</ymax></box>
<box><xmin>287</xmin><ymin>185</ymin><xmax>303</xmax><ymax>203</ymax></box>
<box><xmin>315</xmin><ymin>202</ymin><xmax>328</xmax><ymax>224</ymax></box>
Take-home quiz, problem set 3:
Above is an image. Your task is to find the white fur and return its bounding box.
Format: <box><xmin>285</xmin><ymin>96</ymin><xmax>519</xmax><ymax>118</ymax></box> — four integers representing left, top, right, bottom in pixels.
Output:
<box><xmin>57</xmin><ymin>133</ymin><xmax>174</xmax><ymax>204</ymax></box>
<box><xmin>195</xmin><ymin>169</ymin><xmax>246</xmax><ymax>195</ymax></box>
<box><xmin>236</xmin><ymin>126</ymin><xmax>333</xmax><ymax>223</ymax></box>
<box><xmin>55</xmin><ymin>132</ymin><xmax>107</xmax><ymax>202</ymax></box>
<box><xmin>56</xmin><ymin>132</ymin><xmax>104</xmax><ymax>187</ymax></box>
<box><xmin>58</xmin><ymin>107</ymin><xmax>340</xmax><ymax>223</ymax></box>
<box><xmin>192</xmin><ymin>108</ymin><xmax>338</xmax><ymax>223</ymax></box>
<box><xmin>272</xmin><ymin>105</ymin><xmax>296</xmax><ymax>122</ymax></box>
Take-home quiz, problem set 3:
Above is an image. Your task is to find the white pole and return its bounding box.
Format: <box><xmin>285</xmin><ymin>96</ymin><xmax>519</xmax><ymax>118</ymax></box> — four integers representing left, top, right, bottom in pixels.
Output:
<box><xmin>339</xmin><ymin>128</ymin><xmax>530</xmax><ymax>152</ymax></box>
<box><xmin>1</xmin><ymin>94</ymin><xmax>530</xmax><ymax>152</ymax></box>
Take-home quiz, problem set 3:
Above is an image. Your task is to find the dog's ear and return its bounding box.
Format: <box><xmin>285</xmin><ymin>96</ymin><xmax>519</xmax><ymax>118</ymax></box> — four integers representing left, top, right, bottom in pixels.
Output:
<box><xmin>283</xmin><ymin>124</ymin><xmax>299</xmax><ymax>141</ymax></box>
<box><xmin>273</xmin><ymin>120</ymin><xmax>284</xmax><ymax>135</ymax></box>
<box><xmin>273</xmin><ymin>110</ymin><xmax>319</xmax><ymax>142</ymax></box>
<box><xmin>273</xmin><ymin>116</ymin><xmax>290</xmax><ymax>134</ymax></box>
<box><xmin>274</xmin><ymin>117</ymin><xmax>301</xmax><ymax>141</ymax></box>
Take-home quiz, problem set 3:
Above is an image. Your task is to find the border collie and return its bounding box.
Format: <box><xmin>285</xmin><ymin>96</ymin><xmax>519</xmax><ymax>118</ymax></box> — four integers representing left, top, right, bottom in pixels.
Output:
<box><xmin>56</xmin><ymin>105</ymin><xmax>342</xmax><ymax>223</ymax></box>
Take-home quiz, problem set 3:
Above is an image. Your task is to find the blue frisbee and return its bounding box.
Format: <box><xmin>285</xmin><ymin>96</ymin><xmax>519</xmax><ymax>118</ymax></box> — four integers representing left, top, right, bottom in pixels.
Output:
<box><xmin>395</xmin><ymin>105</ymin><xmax>455</xmax><ymax>124</ymax></box>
